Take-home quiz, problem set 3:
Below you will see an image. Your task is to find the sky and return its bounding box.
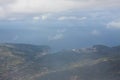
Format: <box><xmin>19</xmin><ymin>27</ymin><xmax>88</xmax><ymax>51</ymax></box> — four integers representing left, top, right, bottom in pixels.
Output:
<box><xmin>0</xmin><ymin>0</ymin><xmax>120</xmax><ymax>51</ymax></box>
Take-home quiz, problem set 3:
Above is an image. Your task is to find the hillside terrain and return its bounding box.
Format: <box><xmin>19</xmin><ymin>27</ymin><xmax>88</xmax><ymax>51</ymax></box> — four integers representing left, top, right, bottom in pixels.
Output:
<box><xmin>0</xmin><ymin>43</ymin><xmax>120</xmax><ymax>80</ymax></box>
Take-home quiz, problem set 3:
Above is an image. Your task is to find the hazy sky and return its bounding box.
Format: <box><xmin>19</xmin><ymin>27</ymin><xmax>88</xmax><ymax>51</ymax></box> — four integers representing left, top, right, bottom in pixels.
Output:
<box><xmin>0</xmin><ymin>0</ymin><xmax>120</xmax><ymax>50</ymax></box>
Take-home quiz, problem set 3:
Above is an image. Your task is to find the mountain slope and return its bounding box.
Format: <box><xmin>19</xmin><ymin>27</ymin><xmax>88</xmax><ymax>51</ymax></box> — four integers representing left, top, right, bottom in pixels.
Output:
<box><xmin>0</xmin><ymin>43</ymin><xmax>50</xmax><ymax>80</ymax></box>
<box><xmin>0</xmin><ymin>44</ymin><xmax>120</xmax><ymax>80</ymax></box>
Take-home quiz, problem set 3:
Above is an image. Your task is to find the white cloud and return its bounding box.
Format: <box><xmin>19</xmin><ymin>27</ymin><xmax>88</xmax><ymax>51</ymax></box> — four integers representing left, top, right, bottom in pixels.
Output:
<box><xmin>48</xmin><ymin>34</ymin><xmax>64</xmax><ymax>41</ymax></box>
<box><xmin>79</xmin><ymin>17</ymin><xmax>87</xmax><ymax>20</ymax></box>
<box><xmin>6</xmin><ymin>0</ymin><xmax>78</xmax><ymax>14</ymax></box>
<box><xmin>58</xmin><ymin>16</ymin><xmax>87</xmax><ymax>21</ymax></box>
<box><xmin>33</xmin><ymin>15</ymin><xmax>49</xmax><ymax>21</ymax></box>
<box><xmin>0</xmin><ymin>0</ymin><xmax>120</xmax><ymax>19</ymax></box>
<box><xmin>0</xmin><ymin>7</ymin><xmax>6</xmax><ymax>18</ymax></box>
<box><xmin>57</xmin><ymin>29</ymin><xmax>66</xmax><ymax>33</ymax></box>
<box><xmin>13</xmin><ymin>35</ymin><xmax>19</xmax><ymax>41</ymax></box>
<box><xmin>41</xmin><ymin>15</ymin><xmax>48</xmax><ymax>20</ymax></box>
<box><xmin>107</xmin><ymin>21</ymin><xmax>120</xmax><ymax>29</ymax></box>
<box><xmin>48</xmin><ymin>29</ymin><xmax>66</xmax><ymax>41</ymax></box>
<box><xmin>58</xmin><ymin>16</ymin><xmax>77</xmax><ymax>21</ymax></box>
<box><xmin>8</xmin><ymin>17</ymin><xmax>17</xmax><ymax>21</ymax></box>
<box><xmin>33</xmin><ymin>16</ymin><xmax>40</xmax><ymax>20</ymax></box>
<box><xmin>91</xmin><ymin>30</ymin><xmax>100</xmax><ymax>35</ymax></box>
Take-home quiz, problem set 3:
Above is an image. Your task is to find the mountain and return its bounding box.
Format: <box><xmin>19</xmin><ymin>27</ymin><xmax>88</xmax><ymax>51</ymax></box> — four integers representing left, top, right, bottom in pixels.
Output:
<box><xmin>0</xmin><ymin>43</ymin><xmax>120</xmax><ymax>80</ymax></box>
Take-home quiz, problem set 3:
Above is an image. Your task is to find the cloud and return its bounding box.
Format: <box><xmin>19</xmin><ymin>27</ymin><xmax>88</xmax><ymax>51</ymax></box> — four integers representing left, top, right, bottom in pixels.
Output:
<box><xmin>48</xmin><ymin>34</ymin><xmax>64</xmax><ymax>41</ymax></box>
<box><xmin>48</xmin><ymin>29</ymin><xmax>66</xmax><ymax>41</ymax></box>
<box><xmin>33</xmin><ymin>16</ymin><xmax>40</xmax><ymax>21</ymax></box>
<box><xmin>91</xmin><ymin>30</ymin><xmax>100</xmax><ymax>35</ymax></box>
<box><xmin>58</xmin><ymin>16</ymin><xmax>87</xmax><ymax>21</ymax></box>
<box><xmin>13</xmin><ymin>35</ymin><xmax>19</xmax><ymax>41</ymax></box>
<box><xmin>3</xmin><ymin>0</ymin><xmax>78</xmax><ymax>15</ymax></box>
<box><xmin>57</xmin><ymin>29</ymin><xmax>66</xmax><ymax>33</ymax></box>
<box><xmin>41</xmin><ymin>15</ymin><xmax>48</xmax><ymax>20</ymax></box>
<box><xmin>33</xmin><ymin>15</ymin><xmax>49</xmax><ymax>21</ymax></box>
<box><xmin>0</xmin><ymin>0</ymin><xmax>120</xmax><ymax>19</ymax></box>
<box><xmin>8</xmin><ymin>17</ymin><xmax>17</xmax><ymax>21</ymax></box>
<box><xmin>0</xmin><ymin>7</ymin><xmax>6</xmax><ymax>18</ymax></box>
<box><xmin>107</xmin><ymin>21</ymin><xmax>120</xmax><ymax>29</ymax></box>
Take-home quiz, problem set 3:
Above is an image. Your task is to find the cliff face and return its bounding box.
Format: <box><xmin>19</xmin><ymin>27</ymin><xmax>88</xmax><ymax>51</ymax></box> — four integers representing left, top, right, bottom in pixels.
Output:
<box><xmin>0</xmin><ymin>44</ymin><xmax>120</xmax><ymax>80</ymax></box>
